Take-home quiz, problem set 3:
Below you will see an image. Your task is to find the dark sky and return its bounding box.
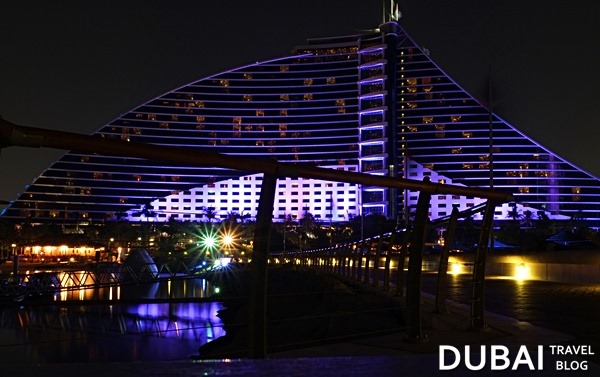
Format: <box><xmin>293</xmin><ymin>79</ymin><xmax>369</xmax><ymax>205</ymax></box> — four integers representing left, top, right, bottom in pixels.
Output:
<box><xmin>1</xmin><ymin>0</ymin><xmax>599</xmax><ymax>204</ymax></box>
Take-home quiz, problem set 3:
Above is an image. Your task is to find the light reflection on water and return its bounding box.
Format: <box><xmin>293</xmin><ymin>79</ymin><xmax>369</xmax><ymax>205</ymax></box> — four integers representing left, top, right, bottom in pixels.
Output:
<box><xmin>54</xmin><ymin>272</ymin><xmax>217</xmax><ymax>301</ymax></box>
<box><xmin>0</xmin><ymin>278</ymin><xmax>226</xmax><ymax>364</ymax></box>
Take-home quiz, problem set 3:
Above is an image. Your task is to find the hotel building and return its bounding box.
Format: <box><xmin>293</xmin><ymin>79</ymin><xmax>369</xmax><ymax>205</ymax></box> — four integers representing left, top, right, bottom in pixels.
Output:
<box><xmin>3</xmin><ymin>18</ymin><xmax>599</xmax><ymax>225</ymax></box>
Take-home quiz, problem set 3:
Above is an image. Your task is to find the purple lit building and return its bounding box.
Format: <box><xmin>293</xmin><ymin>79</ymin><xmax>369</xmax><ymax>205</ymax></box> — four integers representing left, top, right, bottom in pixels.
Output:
<box><xmin>3</xmin><ymin>17</ymin><xmax>600</xmax><ymax>225</ymax></box>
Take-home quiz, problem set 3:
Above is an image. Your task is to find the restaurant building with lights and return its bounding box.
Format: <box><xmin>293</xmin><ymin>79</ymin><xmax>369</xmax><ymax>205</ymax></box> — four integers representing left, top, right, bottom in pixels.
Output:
<box><xmin>3</xmin><ymin>18</ymin><xmax>600</xmax><ymax>226</ymax></box>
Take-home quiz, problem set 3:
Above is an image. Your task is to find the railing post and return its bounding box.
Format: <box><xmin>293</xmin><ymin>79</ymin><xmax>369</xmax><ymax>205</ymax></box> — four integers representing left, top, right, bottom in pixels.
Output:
<box><xmin>435</xmin><ymin>206</ymin><xmax>459</xmax><ymax>313</ymax></box>
<box><xmin>470</xmin><ymin>200</ymin><xmax>496</xmax><ymax>330</ymax></box>
<box><xmin>363</xmin><ymin>239</ymin><xmax>372</xmax><ymax>284</ymax></box>
<box><xmin>338</xmin><ymin>245</ymin><xmax>346</xmax><ymax>276</ymax></box>
<box><xmin>395</xmin><ymin>231</ymin><xmax>410</xmax><ymax>296</ymax></box>
<box><xmin>405</xmin><ymin>187</ymin><xmax>431</xmax><ymax>343</ymax></box>
<box><xmin>351</xmin><ymin>244</ymin><xmax>358</xmax><ymax>279</ymax></box>
<box><xmin>344</xmin><ymin>245</ymin><xmax>351</xmax><ymax>277</ymax></box>
<box><xmin>383</xmin><ymin>228</ymin><xmax>400</xmax><ymax>291</ymax></box>
<box><xmin>372</xmin><ymin>237</ymin><xmax>383</xmax><ymax>288</ymax></box>
<box><xmin>248</xmin><ymin>172</ymin><xmax>278</xmax><ymax>358</ymax></box>
<box><xmin>355</xmin><ymin>242</ymin><xmax>363</xmax><ymax>281</ymax></box>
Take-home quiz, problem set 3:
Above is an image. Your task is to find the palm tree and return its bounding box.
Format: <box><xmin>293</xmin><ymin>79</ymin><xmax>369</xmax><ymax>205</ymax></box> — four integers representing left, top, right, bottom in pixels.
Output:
<box><xmin>506</xmin><ymin>204</ymin><xmax>522</xmax><ymax>223</ymax></box>
<box><xmin>521</xmin><ymin>210</ymin><xmax>535</xmax><ymax>229</ymax></box>
<box><xmin>201</xmin><ymin>207</ymin><xmax>217</xmax><ymax>223</ymax></box>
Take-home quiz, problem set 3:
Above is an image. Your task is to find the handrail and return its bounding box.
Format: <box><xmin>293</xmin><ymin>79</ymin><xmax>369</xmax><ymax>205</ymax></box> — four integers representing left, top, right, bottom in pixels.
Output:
<box><xmin>0</xmin><ymin>118</ymin><xmax>513</xmax><ymax>202</ymax></box>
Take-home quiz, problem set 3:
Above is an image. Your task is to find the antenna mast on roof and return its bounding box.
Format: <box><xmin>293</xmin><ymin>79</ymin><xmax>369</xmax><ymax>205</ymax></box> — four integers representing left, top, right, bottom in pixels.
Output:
<box><xmin>383</xmin><ymin>1</ymin><xmax>401</xmax><ymax>22</ymax></box>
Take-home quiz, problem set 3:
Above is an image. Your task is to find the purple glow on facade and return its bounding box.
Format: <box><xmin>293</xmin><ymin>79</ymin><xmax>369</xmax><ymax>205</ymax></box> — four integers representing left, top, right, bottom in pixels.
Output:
<box><xmin>3</xmin><ymin>20</ymin><xmax>600</xmax><ymax>223</ymax></box>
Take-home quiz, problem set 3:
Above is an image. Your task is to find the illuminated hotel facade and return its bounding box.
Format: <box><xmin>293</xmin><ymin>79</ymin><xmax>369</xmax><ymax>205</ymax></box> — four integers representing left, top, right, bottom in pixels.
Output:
<box><xmin>3</xmin><ymin>19</ymin><xmax>600</xmax><ymax>224</ymax></box>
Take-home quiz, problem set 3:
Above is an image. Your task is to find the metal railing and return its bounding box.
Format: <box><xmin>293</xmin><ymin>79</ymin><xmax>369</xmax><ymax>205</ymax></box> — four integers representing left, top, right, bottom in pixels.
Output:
<box><xmin>0</xmin><ymin>117</ymin><xmax>514</xmax><ymax>357</ymax></box>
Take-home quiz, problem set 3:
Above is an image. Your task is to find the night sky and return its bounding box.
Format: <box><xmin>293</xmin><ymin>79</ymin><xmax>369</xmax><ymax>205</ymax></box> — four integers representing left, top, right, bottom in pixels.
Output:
<box><xmin>1</xmin><ymin>0</ymin><xmax>598</xmax><ymax>205</ymax></box>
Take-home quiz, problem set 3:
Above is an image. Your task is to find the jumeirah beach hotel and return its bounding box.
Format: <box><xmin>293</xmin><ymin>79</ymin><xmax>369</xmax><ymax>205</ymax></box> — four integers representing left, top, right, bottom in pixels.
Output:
<box><xmin>3</xmin><ymin>14</ymin><xmax>600</xmax><ymax>225</ymax></box>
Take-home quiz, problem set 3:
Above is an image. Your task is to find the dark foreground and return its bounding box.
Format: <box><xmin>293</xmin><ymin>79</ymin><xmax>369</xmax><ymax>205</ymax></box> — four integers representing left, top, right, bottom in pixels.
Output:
<box><xmin>2</xmin><ymin>266</ymin><xmax>600</xmax><ymax>376</ymax></box>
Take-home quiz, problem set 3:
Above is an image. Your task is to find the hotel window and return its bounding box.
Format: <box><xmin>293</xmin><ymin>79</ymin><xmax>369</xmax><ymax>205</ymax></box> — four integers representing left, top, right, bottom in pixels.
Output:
<box><xmin>336</xmin><ymin>99</ymin><xmax>346</xmax><ymax>113</ymax></box>
<box><xmin>243</xmin><ymin>94</ymin><xmax>252</xmax><ymax>102</ymax></box>
<box><xmin>243</xmin><ymin>73</ymin><xmax>252</xmax><ymax>80</ymax></box>
<box><xmin>326</xmin><ymin>77</ymin><xmax>336</xmax><ymax>84</ymax></box>
<box><xmin>279</xmin><ymin>124</ymin><xmax>287</xmax><ymax>137</ymax></box>
<box><xmin>435</xmin><ymin>124</ymin><xmax>445</xmax><ymax>138</ymax></box>
<box><xmin>120</xmin><ymin>128</ymin><xmax>130</xmax><ymax>141</ymax></box>
<box><xmin>304</xmin><ymin>78</ymin><xmax>313</xmax><ymax>86</ymax></box>
<box><xmin>280</xmin><ymin>94</ymin><xmax>289</xmax><ymax>101</ymax></box>
<box><xmin>280</xmin><ymin>65</ymin><xmax>289</xmax><ymax>72</ymax></box>
<box><xmin>233</xmin><ymin>124</ymin><xmax>242</xmax><ymax>137</ymax></box>
<box><xmin>303</xmin><ymin>93</ymin><xmax>313</xmax><ymax>100</ymax></box>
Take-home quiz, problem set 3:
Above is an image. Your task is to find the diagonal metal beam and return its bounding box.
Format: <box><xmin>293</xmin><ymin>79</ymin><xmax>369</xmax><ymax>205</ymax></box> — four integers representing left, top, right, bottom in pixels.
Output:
<box><xmin>0</xmin><ymin>118</ymin><xmax>513</xmax><ymax>202</ymax></box>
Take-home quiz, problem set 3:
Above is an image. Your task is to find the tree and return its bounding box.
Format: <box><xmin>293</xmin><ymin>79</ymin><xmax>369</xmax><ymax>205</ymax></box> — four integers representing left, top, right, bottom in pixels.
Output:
<box><xmin>201</xmin><ymin>207</ymin><xmax>217</xmax><ymax>223</ymax></box>
<box><xmin>521</xmin><ymin>210</ymin><xmax>534</xmax><ymax>229</ymax></box>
